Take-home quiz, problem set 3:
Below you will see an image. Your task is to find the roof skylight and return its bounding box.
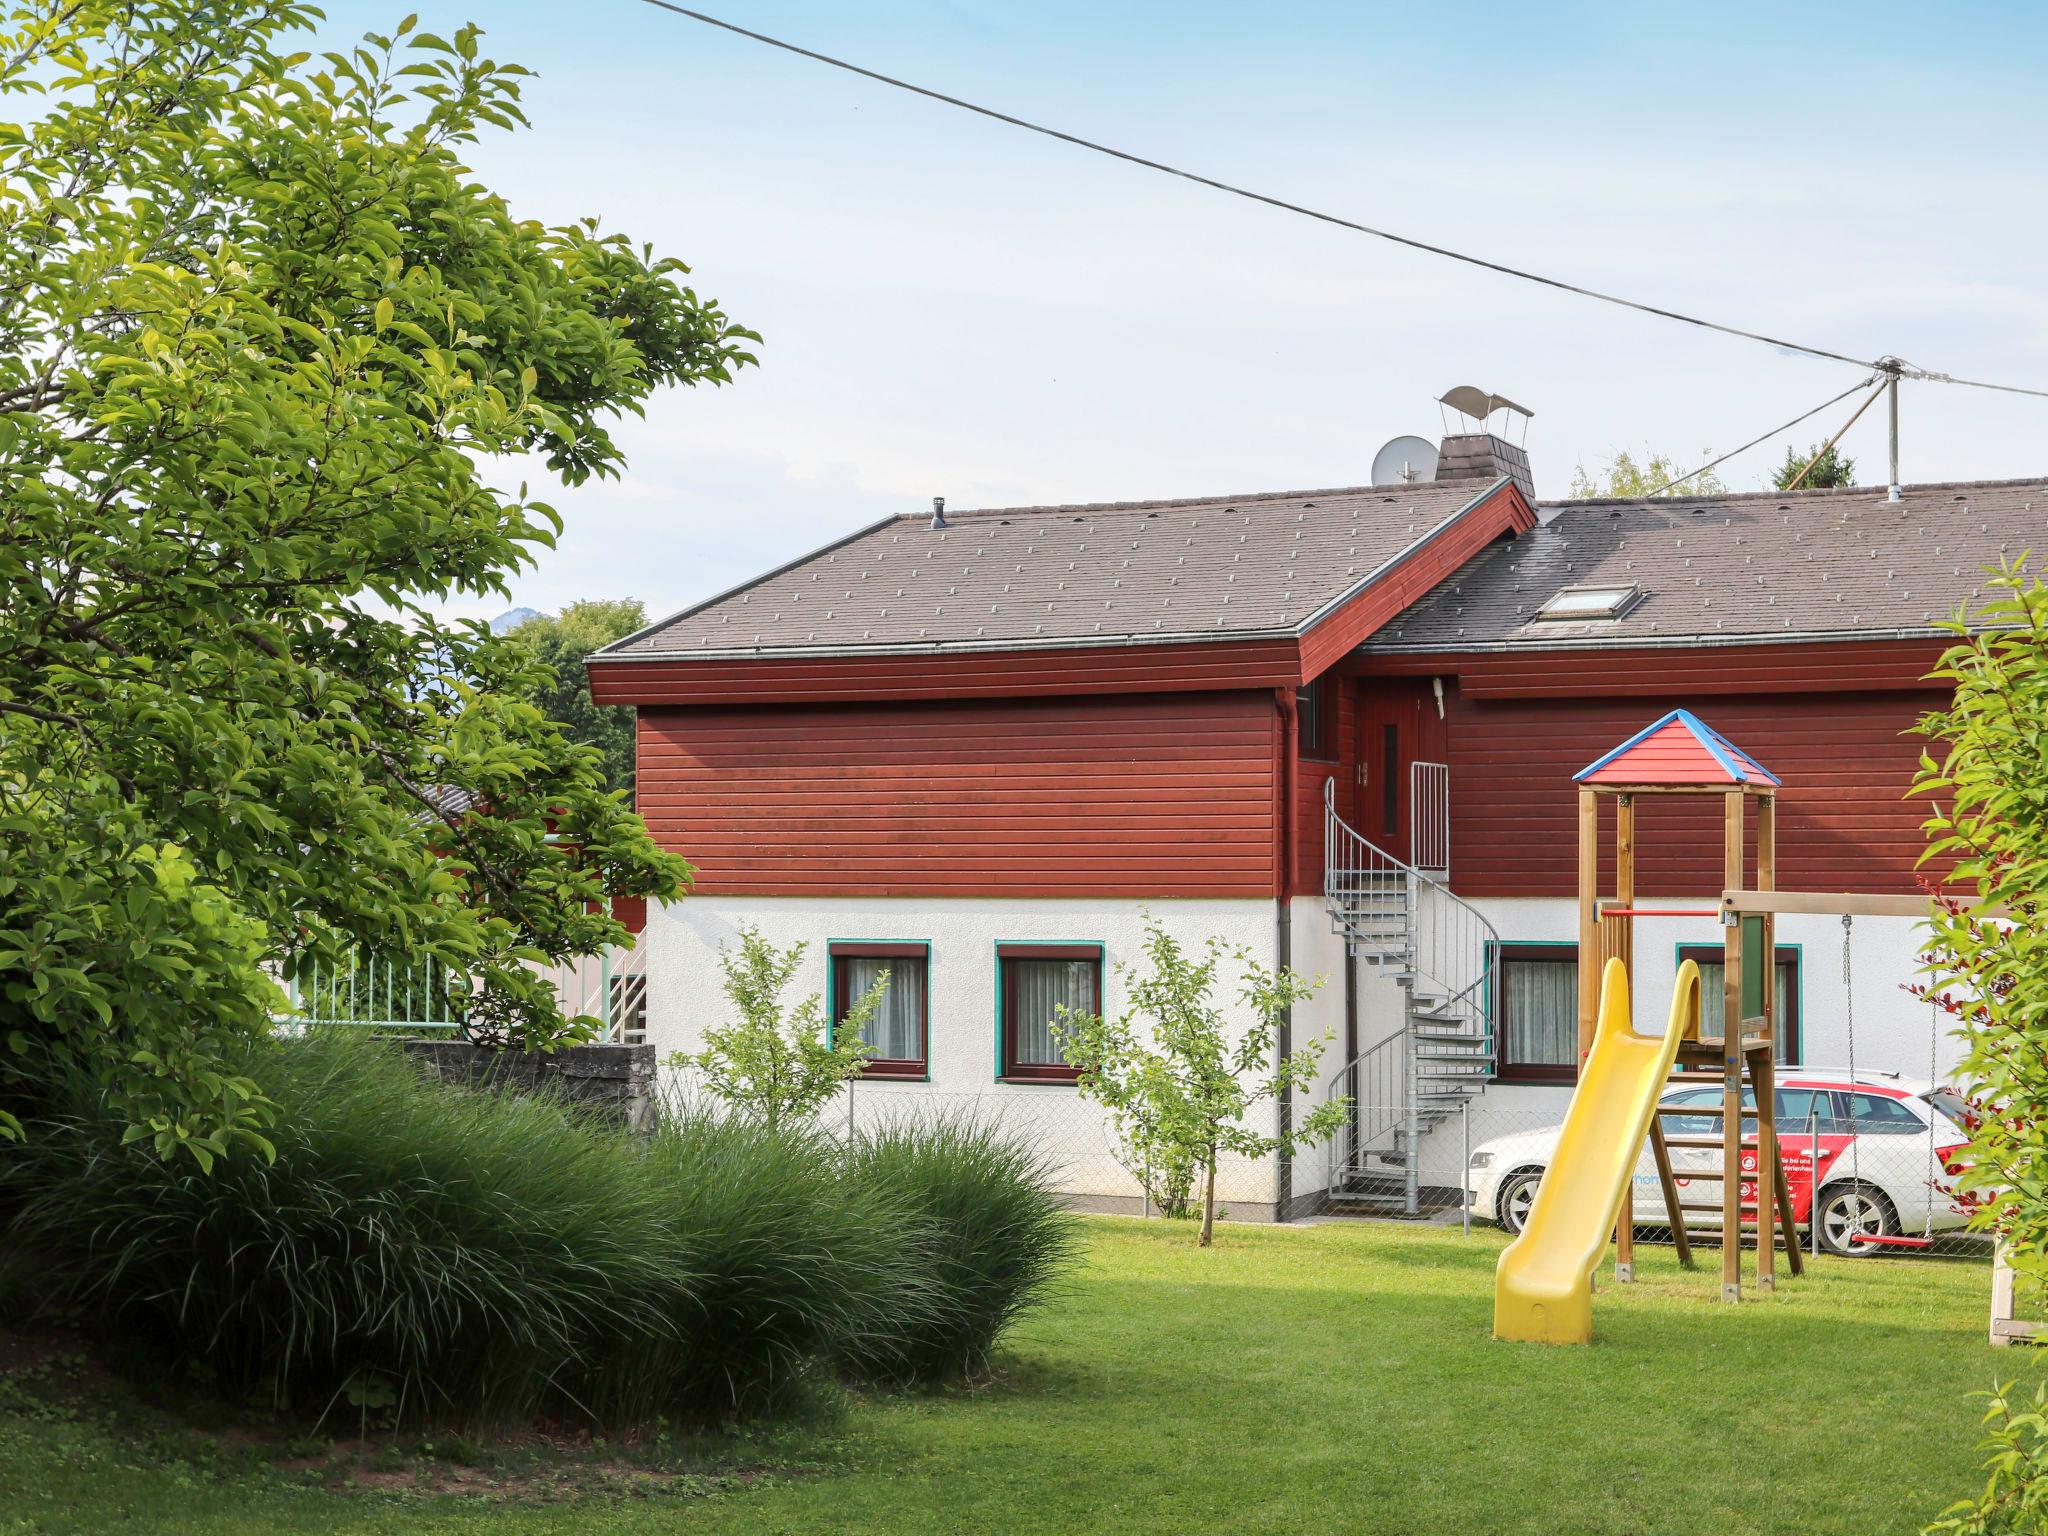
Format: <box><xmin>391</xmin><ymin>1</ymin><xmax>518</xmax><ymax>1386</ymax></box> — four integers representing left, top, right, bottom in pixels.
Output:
<box><xmin>1535</xmin><ymin>582</ymin><xmax>1642</xmax><ymax>622</ymax></box>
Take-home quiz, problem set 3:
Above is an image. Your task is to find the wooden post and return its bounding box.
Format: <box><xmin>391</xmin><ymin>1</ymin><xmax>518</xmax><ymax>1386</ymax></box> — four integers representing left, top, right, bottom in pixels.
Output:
<box><xmin>1577</xmin><ymin>787</ymin><xmax>1601</xmax><ymax>1067</ymax></box>
<box><xmin>1754</xmin><ymin>792</ymin><xmax>1779</xmax><ymax>1292</ymax></box>
<box><xmin>1769</xmin><ymin>1105</ymin><xmax>1803</xmax><ymax>1277</ymax></box>
<box><xmin>1721</xmin><ymin>789</ymin><xmax>1746</xmax><ymax>1303</ymax></box>
<box><xmin>1648</xmin><ymin>1117</ymin><xmax>1694</xmax><ymax>1269</ymax></box>
<box><xmin>1614</xmin><ymin>793</ymin><xmax>1636</xmax><ymax>1281</ymax></box>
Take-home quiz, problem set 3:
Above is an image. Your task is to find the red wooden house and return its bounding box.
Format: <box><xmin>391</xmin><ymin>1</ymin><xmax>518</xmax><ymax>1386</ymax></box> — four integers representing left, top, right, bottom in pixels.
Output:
<box><xmin>588</xmin><ymin>425</ymin><xmax>2037</xmax><ymax>1220</ymax></box>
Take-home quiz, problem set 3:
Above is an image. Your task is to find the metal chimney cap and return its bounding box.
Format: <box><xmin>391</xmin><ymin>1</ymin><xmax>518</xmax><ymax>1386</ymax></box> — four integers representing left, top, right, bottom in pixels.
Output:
<box><xmin>930</xmin><ymin>496</ymin><xmax>948</xmax><ymax>529</ymax></box>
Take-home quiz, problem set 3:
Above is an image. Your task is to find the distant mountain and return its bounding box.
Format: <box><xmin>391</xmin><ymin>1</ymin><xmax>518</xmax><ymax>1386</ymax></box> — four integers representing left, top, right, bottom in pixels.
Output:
<box><xmin>489</xmin><ymin>606</ymin><xmax>541</xmax><ymax>634</ymax></box>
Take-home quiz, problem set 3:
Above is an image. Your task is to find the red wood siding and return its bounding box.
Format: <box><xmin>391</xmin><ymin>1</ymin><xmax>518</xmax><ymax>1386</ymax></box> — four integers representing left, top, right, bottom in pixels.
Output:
<box><xmin>1445</xmin><ymin>691</ymin><xmax>1946</xmax><ymax>896</ymax></box>
<box><xmin>638</xmin><ymin>692</ymin><xmax>1280</xmax><ymax>897</ymax></box>
<box><xmin>592</xmin><ymin>637</ymin><xmax>1300</xmax><ymax>708</ymax></box>
<box><xmin>1293</xmin><ymin>680</ymin><xmax>1355</xmax><ymax>896</ymax></box>
<box><xmin>1357</xmin><ymin>639</ymin><xmax>1947</xmax><ymax>698</ymax></box>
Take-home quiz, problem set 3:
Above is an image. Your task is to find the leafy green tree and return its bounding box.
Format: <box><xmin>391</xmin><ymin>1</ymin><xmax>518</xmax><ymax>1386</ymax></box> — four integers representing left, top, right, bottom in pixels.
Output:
<box><xmin>1912</xmin><ymin>565</ymin><xmax>2048</xmax><ymax>1533</ymax></box>
<box><xmin>1773</xmin><ymin>442</ymin><xmax>1856</xmax><ymax>490</ymax></box>
<box><xmin>1053</xmin><ymin>917</ymin><xmax>1349</xmax><ymax>1246</ymax></box>
<box><xmin>689</xmin><ymin>927</ymin><xmax>885</xmax><ymax>1131</ymax></box>
<box><xmin>0</xmin><ymin>3</ymin><xmax>756</xmax><ymax>1162</ymax></box>
<box><xmin>1567</xmin><ymin>451</ymin><xmax>1727</xmax><ymax>500</ymax></box>
<box><xmin>1914</xmin><ymin>564</ymin><xmax>2048</xmax><ymax>1250</ymax></box>
<box><xmin>504</xmin><ymin>600</ymin><xmax>645</xmax><ymax>796</ymax></box>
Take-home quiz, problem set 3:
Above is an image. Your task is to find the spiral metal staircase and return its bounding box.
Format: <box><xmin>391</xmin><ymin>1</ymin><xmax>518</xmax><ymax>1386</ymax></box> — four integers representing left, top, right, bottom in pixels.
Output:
<box><xmin>1322</xmin><ymin>778</ymin><xmax>1498</xmax><ymax>1215</ymax></box>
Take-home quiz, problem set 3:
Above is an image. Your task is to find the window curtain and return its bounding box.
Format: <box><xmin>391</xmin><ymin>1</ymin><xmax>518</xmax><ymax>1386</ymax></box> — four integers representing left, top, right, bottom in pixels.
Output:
<box><xmin>1505</xmin><ymin>958</ymin><xmax>1576</xmax><ymax>1066</ymax></box>
<box><xmin>843</xmin><ymin>956</ymin><xmax>923</xmax><ymax>1060</ymax></box>
<box><xmin>1010</xmin><ymin>959</ymin><xmax>1092</xmax><ymax>1065</ymax></box>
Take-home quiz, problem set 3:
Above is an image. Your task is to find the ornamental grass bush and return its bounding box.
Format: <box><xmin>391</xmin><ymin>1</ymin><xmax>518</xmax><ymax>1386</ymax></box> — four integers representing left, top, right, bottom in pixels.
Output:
<box><xmin>837</xmin><ymin>1114</ymin><xmax>1078</xmax><ymax>1385</ymax></box>
<box><xmin>0</xmin><ymin>1032</ymin><xmax>1069</xmax><ymax>1428</ymax></box>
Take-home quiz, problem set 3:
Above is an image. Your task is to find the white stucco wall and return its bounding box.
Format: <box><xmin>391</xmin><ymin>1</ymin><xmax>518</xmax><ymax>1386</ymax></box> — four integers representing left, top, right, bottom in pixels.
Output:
<box><xmin>640</xmin><ymin>888</ymin><xmax>1955</xmax><ymax>1220</ymax></box>
<box><xmin>645</xmin><ymin>895</ymin><xmax>1294</xmax><ymax>1214</ymax></box>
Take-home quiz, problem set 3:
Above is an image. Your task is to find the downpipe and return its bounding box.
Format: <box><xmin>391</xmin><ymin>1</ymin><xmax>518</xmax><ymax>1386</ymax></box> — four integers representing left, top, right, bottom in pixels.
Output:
<box><xmin>1275</xmin><ymin>688</ymin><xmax>1297</xmax><ymax>1221</ymax></box>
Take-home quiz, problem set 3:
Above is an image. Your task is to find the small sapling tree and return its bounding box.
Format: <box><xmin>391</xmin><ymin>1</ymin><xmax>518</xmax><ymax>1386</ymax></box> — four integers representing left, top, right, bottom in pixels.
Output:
<box><xmin>689</xmin><ymin>927</ymin><xmax>885</xmax><ymax>1130</ymax></box>
<box><xmin>1054</xmin><ymin>917</ymin><xmax>1350</xmax><ymax>1246</ymax></box>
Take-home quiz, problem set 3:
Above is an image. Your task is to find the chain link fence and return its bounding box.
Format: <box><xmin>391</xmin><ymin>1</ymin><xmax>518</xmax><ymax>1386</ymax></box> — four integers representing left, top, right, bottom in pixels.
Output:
<box><xmin>655</xmin><ymin>1068</ymin><xmax>1280</xmax><ymax>1221</ymax></box>
<box><xmin>1302</xmin><ymin>1100</ymin><xmax>1990</xmax><ymax>1261</ymax></box>
<box><xmin>645</xmin><ymin>1071</ymin><xmax>1988</xmax><ymax>1258</ymax></box>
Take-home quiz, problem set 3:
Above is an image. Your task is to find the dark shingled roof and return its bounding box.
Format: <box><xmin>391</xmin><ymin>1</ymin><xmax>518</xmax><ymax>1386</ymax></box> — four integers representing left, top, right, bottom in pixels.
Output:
<box><xmin>601</xmin><ymin>479</ymin><xmax>1511</xmax><ymax>658</ymax></box>
<box><xmin>1365</xmin><ymin>477</ymin><xmax>2048</xmax><ymax>652</ymax></box>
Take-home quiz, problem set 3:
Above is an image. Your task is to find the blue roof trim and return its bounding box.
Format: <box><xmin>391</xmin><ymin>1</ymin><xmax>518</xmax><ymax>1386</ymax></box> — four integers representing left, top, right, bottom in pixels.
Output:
<box><xmin>1683</xmin><ymin>708</ymin><xmax>1784</xmax><ymax>785</ymax></box>
<box><xmin>1675</xmin><ymin>708</ymin><xmax>1746</xmax><ymax>781</ymax></box>
<box><xmin>1572</xmin><ymin>709</ymin><xmax>1683</xmax><ymax>782</ymax></box>
<box><xmin>1723</xmin><ymin>740</ymin><xmax>1783</xmax><ymax>786</ymax></box>
<box><xmin>1573</xmin><ymin>707</ymin><xmax>1783</xmax><ymax>785</ymax></box>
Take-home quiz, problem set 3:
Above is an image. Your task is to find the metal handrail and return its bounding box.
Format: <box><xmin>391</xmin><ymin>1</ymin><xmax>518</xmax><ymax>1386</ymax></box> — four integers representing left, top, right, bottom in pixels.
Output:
<box><xmin>1323</xmin><ymin>779</ymin><xmax>1499</xmax><ymax>1021</ymax></box>
<box><xmin>1329</xmin><ymin>1028</ymin><xmax>1411</xmax><ymax>1185</ymax></box>
<box><xmin>1410</xmin><ymin>760</ymin><xmax>1451</xmax><ymax>874</ymax></box>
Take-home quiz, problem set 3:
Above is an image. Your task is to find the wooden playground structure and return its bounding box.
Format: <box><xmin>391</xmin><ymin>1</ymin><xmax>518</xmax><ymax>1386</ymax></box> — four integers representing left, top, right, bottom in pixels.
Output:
<box><xmin>1572</xmin><ymin>709</ymin><xmax>1967</xmax><ymax>1304</ymax></box>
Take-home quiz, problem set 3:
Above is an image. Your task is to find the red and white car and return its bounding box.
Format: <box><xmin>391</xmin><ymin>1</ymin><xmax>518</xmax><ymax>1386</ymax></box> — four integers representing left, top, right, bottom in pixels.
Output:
<box><xmin>1464</xmin><ymin>1071</ymin><xmax>1974</xmax><ymax>1256</ymax></box>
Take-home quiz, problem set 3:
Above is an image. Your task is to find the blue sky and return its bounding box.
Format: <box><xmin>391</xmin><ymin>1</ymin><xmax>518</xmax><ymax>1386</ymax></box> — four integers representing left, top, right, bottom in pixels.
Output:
<box><xmin>316</xmin><ymin>1</ymin><xmax>2048</xmax><ymax>624</ymax></box>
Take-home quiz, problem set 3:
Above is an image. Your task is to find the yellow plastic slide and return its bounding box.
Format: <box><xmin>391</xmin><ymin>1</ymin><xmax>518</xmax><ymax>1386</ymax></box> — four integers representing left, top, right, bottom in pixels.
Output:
<box><xmin>1493</xmin><ymin>957</ymin><xmax>1701</xmax><ymax>1345</ymax></box>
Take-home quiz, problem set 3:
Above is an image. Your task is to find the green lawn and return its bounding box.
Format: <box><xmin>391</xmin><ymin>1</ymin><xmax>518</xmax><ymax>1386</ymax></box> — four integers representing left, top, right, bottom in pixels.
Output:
<box><xmin>1</xmin><ymin>1218</ymin><xmax>2032</xmax><ymax>1535</ymax></box>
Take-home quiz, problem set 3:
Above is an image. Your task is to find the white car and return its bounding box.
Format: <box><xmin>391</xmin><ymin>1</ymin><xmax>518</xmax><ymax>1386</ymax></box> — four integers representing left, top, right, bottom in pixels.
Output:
<box><xmin>1464</xmin><ymin>1072</ymin><xmax>1975</xmax><ymax>1257</ymax></box>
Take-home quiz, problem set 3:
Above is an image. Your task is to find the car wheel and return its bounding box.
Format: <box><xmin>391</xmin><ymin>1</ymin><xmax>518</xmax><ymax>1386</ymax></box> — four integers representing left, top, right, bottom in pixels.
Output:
<box><xmin>1496</xmin><ymin>1169</ymin><xmax>1543</xmax><ymax>1235</ymax></box>
<box><xmin>1816</xmin><ymin>1181</ymin><xmax>1900</xmax><ymax>1257</ymax></box>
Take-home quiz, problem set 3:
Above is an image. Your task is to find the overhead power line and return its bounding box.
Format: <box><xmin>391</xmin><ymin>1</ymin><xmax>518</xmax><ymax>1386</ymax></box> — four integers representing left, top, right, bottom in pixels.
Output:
<box><xmin>1782</xmin><ymin>379</ymin><xmax>1887</xmax><ymax>491</ymax></box>
<box><xmin>633</xmin><ymin>1</ymin><xmax>2048</xmax><ymax>403</ymax></box>
<box><xmin>1640</xmin><ymin>377</ymin><xmax>1878</xmax><ymax>498</ymax></box>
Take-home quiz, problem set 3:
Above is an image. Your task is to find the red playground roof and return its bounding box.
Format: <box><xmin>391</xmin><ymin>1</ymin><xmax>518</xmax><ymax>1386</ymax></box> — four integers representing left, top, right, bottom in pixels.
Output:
<box><xmin>1573</xmin><ymin>709</ymin><xmax>1782</xmax><ymax>788</ymax></box>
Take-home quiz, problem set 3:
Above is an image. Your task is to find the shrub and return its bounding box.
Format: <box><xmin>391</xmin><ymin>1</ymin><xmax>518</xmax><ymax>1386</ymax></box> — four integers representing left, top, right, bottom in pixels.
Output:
<box><xmin>837</xmin><ymin>1114</ymin><xmax>1078</xmax><ymax>1384</ymax></box>
<box><xmin>622</xmin><ymin>1107</ymin><xmax>927</xmax><ymax>1420</ymax></box>
<box><xmin>0</xmin><ymin>1032</ymin><xmax>922</xmax><ymax>1427</ymax></box>
<box><xmin>688</xmin><ymin>926</ymin><xmax>882</xmax><ymax>1129</ymax></box>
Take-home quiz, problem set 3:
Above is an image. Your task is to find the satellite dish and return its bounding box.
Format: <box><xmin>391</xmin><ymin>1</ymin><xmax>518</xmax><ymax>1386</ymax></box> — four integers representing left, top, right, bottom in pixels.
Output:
<box><xmin>1371</xmin><ymin>435</ymin><xmax>1440</xmax><ymax>487</ymax></box>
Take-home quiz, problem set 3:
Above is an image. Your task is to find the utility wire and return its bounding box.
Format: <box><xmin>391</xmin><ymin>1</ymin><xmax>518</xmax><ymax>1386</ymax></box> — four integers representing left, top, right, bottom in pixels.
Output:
<box><xmin>1783</xmin><ymin>378</ymin><xmax>1887</xmax><ymax>491</ymax></box>
<box><xmin>633</xmin><ymin>2</ymin><xmax>2048</xmax><ymax>401</ymax></box>
<box><xmin>1637</xmin><ymin>376</ymin><xmax>1878</xmax><ymax>498</ymax></box>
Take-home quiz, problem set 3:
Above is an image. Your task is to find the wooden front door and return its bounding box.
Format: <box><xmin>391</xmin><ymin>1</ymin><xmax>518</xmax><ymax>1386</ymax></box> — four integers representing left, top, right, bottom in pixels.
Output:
<box><xmin>1354</xmin><ymin>680</ymin><xmax>1448</xmax><ymax>865</ymax></box>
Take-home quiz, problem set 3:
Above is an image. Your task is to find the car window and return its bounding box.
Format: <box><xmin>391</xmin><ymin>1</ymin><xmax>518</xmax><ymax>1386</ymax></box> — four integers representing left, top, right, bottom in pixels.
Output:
<box><xmin>1660</xmin><ymin>1085</ymin><xmax>1752</xmax><ymax>1138</ymax></box>
<box><xmin>1845</xmin><ymin>1093</ymin><xmax>1923</xmax><ymax>1135</ymax></box>
<box><xmin>1663</xmin><ymin>1087</ymin><xmax>1725</xmax><ymax>1109</ymax></box>
<box><xmin>1777</xmin><ymin>1087</ymin><xmax>1837</xmax><ymax>1132</ymax></box>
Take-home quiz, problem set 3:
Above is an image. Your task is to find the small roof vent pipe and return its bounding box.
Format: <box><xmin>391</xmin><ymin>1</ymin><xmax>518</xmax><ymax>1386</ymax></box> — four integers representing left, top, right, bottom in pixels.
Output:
<box><xmin>930</xmin><ymin>496</ymin><xmax>948</xmax><ymax>530</ymax></box>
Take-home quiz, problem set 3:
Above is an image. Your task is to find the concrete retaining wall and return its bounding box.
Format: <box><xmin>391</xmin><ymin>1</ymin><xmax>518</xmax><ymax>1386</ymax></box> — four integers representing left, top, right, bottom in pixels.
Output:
<box><xmin>399</xmin><ymin>1040</ymin><xmax>657</xmax><ymax>1131</ymax></box>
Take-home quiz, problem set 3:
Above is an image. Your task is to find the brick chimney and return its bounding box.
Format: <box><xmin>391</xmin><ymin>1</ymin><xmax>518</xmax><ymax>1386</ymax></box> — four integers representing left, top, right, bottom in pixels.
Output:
<box><xmin>1435</xmin><ymin>432</ymin><xmax>1534</xmax><ymax>502</ymax></box>
<box><xmin>1433</xmin><ymin>388</ymin><xmax>1534</xmax><ymax>501</ymax></box>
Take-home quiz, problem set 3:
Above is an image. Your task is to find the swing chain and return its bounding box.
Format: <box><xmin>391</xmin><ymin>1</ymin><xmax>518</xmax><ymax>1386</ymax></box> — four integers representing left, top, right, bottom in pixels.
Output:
<box><xmin>1842</xmin><ymin>914</ymin><xmax>1863</xmax><ymax>1245</ymax></box>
